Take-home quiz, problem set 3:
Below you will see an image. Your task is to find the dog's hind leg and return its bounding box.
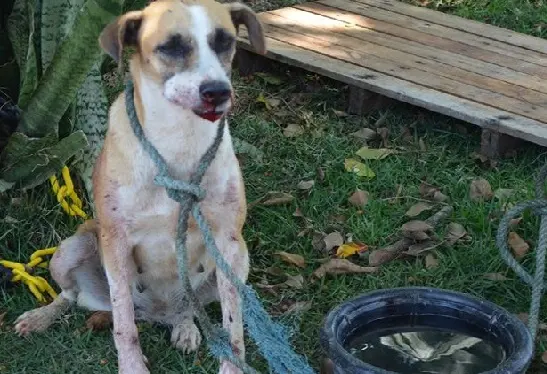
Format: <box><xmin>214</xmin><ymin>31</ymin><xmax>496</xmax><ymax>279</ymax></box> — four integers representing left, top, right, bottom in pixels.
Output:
<box><xmin>14</xmin><ymin>220</ymin><xmax>110</xmax><ymax>336</ymax></box>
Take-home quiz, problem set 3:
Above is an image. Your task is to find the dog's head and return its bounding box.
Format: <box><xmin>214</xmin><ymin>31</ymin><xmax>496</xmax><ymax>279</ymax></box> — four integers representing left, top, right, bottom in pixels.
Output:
<box><xmin>99</xmin><ymin>0</ymin><xmax>265</xmax><ymax>122</ymax></box>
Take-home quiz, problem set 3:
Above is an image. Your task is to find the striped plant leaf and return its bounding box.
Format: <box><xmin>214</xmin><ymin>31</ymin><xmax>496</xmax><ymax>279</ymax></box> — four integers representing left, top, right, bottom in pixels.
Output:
<box><xmin>19</xmin><ymin>0</ymin><xmax>121</xmax><ymax>138</ymax></box>
<box><xmin>7</xmin><ymin>0</ymin><xmax>38</xmax><ymax>109</ymax></box>
<box><xmin>73</xmin><ymin>61</ymin><xmax>109</xmax><ymax>212</ymax></box>
<box><xmin>0</xmin><ymin>130</ymin><xmax>88</xmax><ymax>190</ymax></box>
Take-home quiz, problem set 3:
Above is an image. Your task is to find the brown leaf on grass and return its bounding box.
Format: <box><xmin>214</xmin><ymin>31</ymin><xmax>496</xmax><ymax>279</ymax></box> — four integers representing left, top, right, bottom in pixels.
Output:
<box><xmin>482</xmin><ymin>272</ymin><xmax>509</xmax><ymax>281</ymax></box>
<box><xmin>405</xmin><ymin>202</ymin><xmax>433</xmax><ymax>217</ymax></box>
<box><xmin>297</xmin><ymin>180</ymin><xmax>315</xmax><ymax>191</ymax></box>
<box><xmin>445</xmin><ymin>223</ymin><xmax>467</xmax><ymax>246</ymax></box>
<box><xmin>283</xmin><ymin>123</ymin><xmax>304</xmax><ymax>138</ymax></box>
<box><xmin>494</xmin><ymin>188</ymin><xmax>514</xmax><ymax>200</ymax></box>
<box><xmin>418</xmin><ymin>138</ymin><xmax>427</xmax><ymax>152</ymax></box>
<box><xmin>317</xmin><ymin>167</ymin><xmax>325</xmax><ymax>182</ymax></box>
<box><xmin>336</xmin><ymin>242</ymin><xmax>368</xmax><ymax>258</ymax></box>
<box><xmin>508</xmin><ymin>232</ymin><xmax>529</xmax><ymax>260</ymax></box>
<box><xmin>293</xmin><ymin>207</ymin><xmax>305</xmax><ymax>218</ymax></box>
<box><xmin>516</xmin><ymin>313</ymin><xmax>547</xmax><ymax>331</ymax></box>
<box><xmin>350</xmin><ymin>128</ymin><xmax>377</xmax><ymax>141</ymax></box>
<box><xmin>313</xmin><ymin>259</ymin><xmax>378</xmax><ymax>278</ymax></box>
<box><xmin>402</xmin><ymin>220</ymin><xmax>433</xmax><ymax>232</ymax></box>
<box><xmin>419</xmin><ymin>181</ymin><xmax>449</xmax><ymax>202</ymax></box>
<box><xmin>85</xmin><ymin>311</ymin><xmax>112</xmax><ymax>331</ymax></box>
<box><xmin>261</xmin><ymin>192</ymin><xmax>294</xmax><ymax>206</ymax></box>
<box><xmin>284</xmin><ymin>274</ymin><xmax>305</xmax><ymax>289</ymax></box>
<box><xmin>348</xmin><ymin>189</ymin><xmax>369</xmax><ymax>207</ymax></box>
<box><xmin>312</xmin><ymin>231</ymin><xmax>327</xmax><ymax>253</ymax></box>
<box><xmin>282</xmin><ymin>301</ymin><xmax>313</xmax><ymax>315</ymax></box>
<box><xmin>324</xmin><ymin>232</ymin><xmax>344</xmax><ymax>252</ymax></box>
<box><xmin>542</xmin><ymin>351</ymin><xmax>547</xmax><ymax>364</ymax></box>
<box><xmin>406</xmin><ymin>240</ymin><xmax>439</xmax><ymax>255</ymax></box>
<box><xmin>0</xmin><ymin>311</ymin><xmax>6</xmax><ymax>328</ymax></box>
<box><xmin>275</xmin><ymin>251</ymin><xmax>306</xmax><ymax>268</ymax></box>
<box><xmin>332</xmin><ymin>109</ymin><xmax>348</xmax><ymax>118</ymax></box>
<box><xmin>425</xmin><ymin>253</ymin><xmax>439</xmax><ymax>269</ymax></box>
<box><xmin>377</xmin><ymin>126</ymin><xmax>389</xmax><ymax>147</ymax></box>
<box><xmin>469</xmin><ymin>178</ymin><xmax>493</xmax><ymax>201</ymax></box>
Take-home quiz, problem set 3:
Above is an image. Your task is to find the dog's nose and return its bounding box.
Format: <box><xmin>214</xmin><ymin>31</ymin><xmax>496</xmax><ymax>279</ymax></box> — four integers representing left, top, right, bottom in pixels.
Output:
<box><xmin>199</xmin><ymin>81</ymin><xmax>232</xmax><ymax>106</ymax></box>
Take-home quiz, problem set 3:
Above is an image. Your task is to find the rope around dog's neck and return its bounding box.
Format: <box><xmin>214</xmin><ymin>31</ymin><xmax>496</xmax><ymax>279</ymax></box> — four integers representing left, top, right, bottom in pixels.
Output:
<box><xmin>497</xmin><ymin>164</ymin><xmax>547</xmax><ymax>342</ymax></box>
<box><xmin>125</xmin><ymin>80</ymin><xmax>315</xmax><ymax>374</ymax></box>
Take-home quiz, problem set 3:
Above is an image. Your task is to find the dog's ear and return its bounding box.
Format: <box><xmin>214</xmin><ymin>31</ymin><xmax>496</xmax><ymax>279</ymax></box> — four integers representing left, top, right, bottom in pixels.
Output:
<box><xmin>226</xmin><ymin>3</ymin><xmax>266</xmax><ymax>55</ymax></box>
<box><xmin>99</xmin><ymin>11</ymin><xmax>143</xmax><ymax>64</ymax></box>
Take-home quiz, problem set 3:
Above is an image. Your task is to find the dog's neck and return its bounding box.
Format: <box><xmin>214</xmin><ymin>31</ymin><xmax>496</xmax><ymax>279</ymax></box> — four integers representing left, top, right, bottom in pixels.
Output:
<box><xmin>128</xmin><ymin>62</ymin><xmax>231</xmax><ymax>176</ymax></box>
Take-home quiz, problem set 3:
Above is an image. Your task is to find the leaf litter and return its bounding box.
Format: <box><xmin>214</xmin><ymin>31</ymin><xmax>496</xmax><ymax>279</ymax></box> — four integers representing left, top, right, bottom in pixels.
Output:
<box><xmin>313</xmin><ymin>259</ymin><xmax>378</xmax><ymax>278</ymax></box>
<box><xmin>275</xmin><ymin>251</ymin><xmax>306</xmax><ymax>268</ymax></box>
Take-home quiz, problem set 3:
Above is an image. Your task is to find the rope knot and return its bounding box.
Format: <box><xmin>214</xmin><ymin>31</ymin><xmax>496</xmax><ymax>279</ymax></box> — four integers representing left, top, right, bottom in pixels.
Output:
<box><xmin>154</xmin><ymin>175</ymin><xmax>206</xmax><ymax>202</ymax></box>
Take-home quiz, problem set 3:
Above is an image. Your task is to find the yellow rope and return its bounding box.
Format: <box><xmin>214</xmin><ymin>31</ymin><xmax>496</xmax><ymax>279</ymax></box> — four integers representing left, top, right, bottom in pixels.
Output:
<box><xmin>0</xmin><ymin>247</ymin><xmax>59</xmax><ymax>303</ymax></box>
<box><xmin>2</xmin><ymin>166</ymin><xmax>88</xmax><ymax>302</ymax></box>
<box><xmin>49</xmin><ymin>166</ymin><xmax>88</xmax><ymax>219</ymax></box>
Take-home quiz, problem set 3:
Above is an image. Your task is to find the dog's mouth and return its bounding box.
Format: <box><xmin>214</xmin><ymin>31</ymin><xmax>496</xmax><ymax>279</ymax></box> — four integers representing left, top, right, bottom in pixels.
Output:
<box><xmin>193</xmin><ymin>108</ymin><xmax>224</xmax><ymax>122</ymax></box>
<box><xmin>192</xmin><ymin>101</ymin><xmax>230</xmax><ymax>122</ymax></box>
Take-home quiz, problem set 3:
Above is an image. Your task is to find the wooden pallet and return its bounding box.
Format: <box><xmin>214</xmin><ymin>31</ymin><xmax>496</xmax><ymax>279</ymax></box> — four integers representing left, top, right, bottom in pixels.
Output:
<box><xmin>236</xmin><ymin>0</ymin><xmax>547</xmax><ymax>158</ymax></box>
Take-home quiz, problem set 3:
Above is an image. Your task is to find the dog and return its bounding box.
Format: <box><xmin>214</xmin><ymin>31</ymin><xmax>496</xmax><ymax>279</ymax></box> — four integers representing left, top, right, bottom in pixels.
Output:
<box><xmin>13</xmin><ymin>1</ymin><xmax>266</xmax><ymax>373</ymax></box>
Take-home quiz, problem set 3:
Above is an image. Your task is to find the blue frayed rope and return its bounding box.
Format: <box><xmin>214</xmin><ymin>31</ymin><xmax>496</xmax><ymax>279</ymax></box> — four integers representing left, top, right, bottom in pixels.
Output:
<box><xmin>125</xmin><ymin>80</ymin><xmax>315</xmax><ymax>374</ymax></box>
<box><xmin>497</xmin><ymin>164</ymin><xmax>547</xmax><ymax>342</ymax></box>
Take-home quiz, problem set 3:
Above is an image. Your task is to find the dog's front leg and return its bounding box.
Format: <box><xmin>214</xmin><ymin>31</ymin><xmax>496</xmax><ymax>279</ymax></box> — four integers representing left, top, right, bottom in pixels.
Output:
<box><xmin>100</xmin><ymin>227</ymin><xmax>149</xmax><ymax>374</ymax></box>
<box><xmin>216</xmin><ymin>232</ymin><xmax>249</xmax><ymax>374</ymax></box>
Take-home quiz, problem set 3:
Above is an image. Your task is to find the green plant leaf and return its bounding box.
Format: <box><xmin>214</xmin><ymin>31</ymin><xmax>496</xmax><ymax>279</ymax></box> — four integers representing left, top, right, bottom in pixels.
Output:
<box><xmin>355</xmin><ymin>146</ymin><xmax>396</xmax><ymax>160</ymax></box>
<box><xmin>19</xmin><ymin>0</ymin><xmax>122</xmax><ymax>137</ymax></box>
<box><xmin>0</xmin><ymin>130</ymin><xmax>88</xmax><ymax>189</ymax></box>
<box><xmin>72</xmin><ymin>61</ymin><xmax>109</xmax><ymax>210</ymax></box>
<box><xmin>8</xmin><ymin>0</ymin><xmax>38</xmax><ymax>108</ymax></box>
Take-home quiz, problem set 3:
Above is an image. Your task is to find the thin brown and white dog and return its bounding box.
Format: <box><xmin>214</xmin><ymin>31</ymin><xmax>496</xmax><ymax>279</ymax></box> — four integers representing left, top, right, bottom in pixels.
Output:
<box><xmin>13</xmin><ymin>1</ymin><xmax>266</xmax><ymax>373</ymax></box>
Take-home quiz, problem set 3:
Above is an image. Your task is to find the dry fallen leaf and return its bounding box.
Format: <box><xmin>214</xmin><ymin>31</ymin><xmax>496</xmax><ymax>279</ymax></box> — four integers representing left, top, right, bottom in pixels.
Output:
<box><xmin>275</xmin><ymin>251</ymin><xmax>306</xmax><ymax>268</ymax></box>
<box><xmin>418</xmin><ymin>138</ymin><xmax>427</xmax><ymax>152</ymax></box>
<box><xmin>344</xmin><ymin>158</ymin><xmax>376</xmax><ymax>178</ymax></box>
<box><xmin>445</xmin><ymin>223</ymin><xmax>467</xmax><ymax>246</ymax></box>
<box><xmin>284</xmin><ymin>274</ymin><xmax>305</xmax><ymax>289</ymax></box>
<box><xmin>508</xmin><ymin>232</ymin><xmax>529</xmax><ymax>260</ymax></box>
<box><xmin>542</xmin><ymin>351</ymin><xmax>547</xmax><ymax>365</ymax></box>
<box><xmin>402</xmin><ymin>220</ymin><xmax>433</xmax><ymax>232</ymax></box>
<box><xmin>355</xmin><ymin>146</ymin><xmax>396</xmax><ymax>160</ymax></box>
<box><xmin>283</xmin><ymin>123</ymin><xmax>304</xmax><ymax>138</ymax></box>
<box><xmin>85</xmin><ymin>311</ymin><xmax>112</xmax><ymax>331</ymax></box>
<box><xmin>261</xmin><ymin>192</ymin><xmax>295</xmax><ymax>206</ymax></box>
<box><xmin>336</xmin><ymin>242</ymin><xmax>368</xmax><ymax>258</ymax></box>
<box><xmin>313</xmin><ymin>259</ymin><xmax>378</xmax><ymax>278</ymax></box>
<box><xmin>332</xmin><ymin>109</ymin><xmax>348</xmax><ymax>118</ymax></box>
<box><xmin>482</xmin><ymin>272</ymin><xmax>509</xmax><ymax>281</ymax></box>
<box><xmin>350</xmin><ymin>128</ymin><xmax>377</xmax><ymax>141</ymax></box>
<box><xmin>425</xmin><ymin>253</ymin><xmax>439</xmax><ymax>269</ymax></box>
<box><xmin>510</xmin><ymin>217</ymin><xmax>523</xmax><ymax>227</ymax></box>
<box><xmin>406</xmin><ymin>240</ymin><xmax>439</xmax><ymax>255</ymax></box>
<box><xmin>405</xmin><ymin>202</ymin><xmax>433</xmax><ymax>217</ymax></box>
<box><xmin>516</xmin><ymin>313</ymin><xmax>547</xmax><ymax>331</ymax></box>
<box><xmin>324</xmin><ymin>231</ymin><xmax>344</xmax><ymax>252</ymax></box>
<box><xmin>297</xmin><ymin>180</ymin><xmax>315</xmax><ymax>191</ymax></box>
<box><xmin>419</xmin><ymin>181</ymin><xmax>449</xmax><ymax>202</ymax></box>
<box><xmin>348</xmin><ymin>189</ymin><xmax>369</xmax><ymax>207</ymax></box>
<box><xmin>494</xmin><ymin>188</ymin><xmax>514</xmax><ymax>200</ymax></box>
<box><xmin>469</xmin><ymin>178</ymin><xmax>493</xmax><ymax>201</ymax></box>
<box><xmin>282</xmin><ymin>301</ymin><xmax>313</xmax><ymax>315</ymax></box>
<box><xmin>0</xmin><ymin>311</ymin><xmax>6</xmax><ymax>328</ymax></box>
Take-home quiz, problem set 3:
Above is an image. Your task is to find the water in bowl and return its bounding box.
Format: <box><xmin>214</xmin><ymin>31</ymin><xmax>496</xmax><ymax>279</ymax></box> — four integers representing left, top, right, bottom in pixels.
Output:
<box><xmin>348</xmin><ymin>325</ymin><xmax>505</xmax><ymax>374</ymax></box>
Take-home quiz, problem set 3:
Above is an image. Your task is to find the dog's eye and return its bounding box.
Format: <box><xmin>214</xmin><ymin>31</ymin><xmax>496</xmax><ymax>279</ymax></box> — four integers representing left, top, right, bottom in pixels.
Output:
<box><xmin>211</xmin><ymin>28</ymin><xmax>235</xmax><ymax>54</ymax></box>
<box><xmin>157</xmin><ymin>34</ymin><xmax>191</xmax><ymax>58</ymax></box>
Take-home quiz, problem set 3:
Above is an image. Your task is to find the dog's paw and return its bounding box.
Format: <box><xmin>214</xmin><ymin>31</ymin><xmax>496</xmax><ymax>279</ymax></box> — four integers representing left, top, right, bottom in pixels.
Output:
<box><xmin>218</xmin><ymin>361</ymin><xmax>244</xmax><ymax>374</ymax></box>
<box><xmin>170</xmin><ymin>321</ymin><xmax>202</xmax><ymax>353</ymax></box>
<box><xmin>14</xmin><ymin>309</ymin><xmax>55</xmax><ymax>336</ymax></box>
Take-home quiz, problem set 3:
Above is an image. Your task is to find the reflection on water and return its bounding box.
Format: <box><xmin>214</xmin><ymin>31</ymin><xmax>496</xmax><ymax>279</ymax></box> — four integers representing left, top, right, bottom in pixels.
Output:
<box><xmin>348</xmin><ymin>326</ymin><xmax>505</xmax><ymax>374</ymax></box>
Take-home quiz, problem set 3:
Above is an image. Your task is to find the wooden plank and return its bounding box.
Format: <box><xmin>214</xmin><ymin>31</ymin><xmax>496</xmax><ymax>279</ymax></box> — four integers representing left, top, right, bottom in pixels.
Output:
<box><xmin>328</xmin><ymin>0</ymin><xmax>547</xmax><ymax>67</ymax></box>
<box><xmin>237</xmin><ymin>32</ymin><xmax>547</xmax><ymax>148</ymax></box>
<box><xmin>357</xmin><ymin>0</ymin><xmax>547</xmax><ymax>54</ymax></box>
<box><xmin>310</xmin><ymin>0</ymin><xmax>547</xmax><ymax>78</ymax></box>
<box><xmin>267</xmin><ymin>8</ymin><xmax>547</xmax><ymax>105</ymax></box>
<box><xmin>257</xmin><ymin>15</ymin><xmax>547</xmax><ymax>122</ymax></box>
<box><xmin>293</xmin><ymin>2</ymin><xmax>547</xmax><ymax>95</ymax></box>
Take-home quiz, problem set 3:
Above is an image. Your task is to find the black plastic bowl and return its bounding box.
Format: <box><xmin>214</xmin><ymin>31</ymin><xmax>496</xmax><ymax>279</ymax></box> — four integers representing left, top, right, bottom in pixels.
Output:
<box><xmin>320</xmin><ymin>287</ymin><xmax>533</xmax><ymax>374</ymax></box>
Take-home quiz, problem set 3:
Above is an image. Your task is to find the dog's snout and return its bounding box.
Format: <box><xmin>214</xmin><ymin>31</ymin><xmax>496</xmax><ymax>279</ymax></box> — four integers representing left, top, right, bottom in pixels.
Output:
<box><xmin>199</xmin><ymin>81</ymin><xmax>231</xmax><ymax>105</ymax></box>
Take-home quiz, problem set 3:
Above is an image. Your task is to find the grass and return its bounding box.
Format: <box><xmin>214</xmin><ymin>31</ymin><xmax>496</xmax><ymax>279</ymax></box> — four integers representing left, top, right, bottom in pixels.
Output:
<box><xmin>2</xmin><ymin>0</ymin><xmax>547</xmax><ymax>373</ymax></box>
